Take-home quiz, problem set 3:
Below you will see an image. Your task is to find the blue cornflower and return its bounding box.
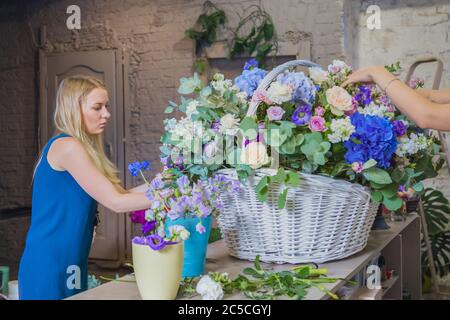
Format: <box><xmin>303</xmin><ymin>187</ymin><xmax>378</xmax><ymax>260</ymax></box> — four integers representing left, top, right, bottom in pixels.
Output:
<box><xmin>128</xmin><ymin>161</ymin><xmax>151</xmax><ymax>176</ymax></box>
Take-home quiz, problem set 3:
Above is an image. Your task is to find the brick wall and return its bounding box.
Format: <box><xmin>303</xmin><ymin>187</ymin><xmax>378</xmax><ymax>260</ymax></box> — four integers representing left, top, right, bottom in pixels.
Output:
<box><xmin>0</xmin><ymin>0</ymin><xmax>347</xmax><ymax>209</ymax></box>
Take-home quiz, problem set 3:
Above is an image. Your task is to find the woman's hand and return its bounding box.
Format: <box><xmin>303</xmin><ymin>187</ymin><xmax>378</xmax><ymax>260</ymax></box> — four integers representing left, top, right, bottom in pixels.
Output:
<box><xmin>341</xmin><ymin>66</ymin><xmax>385</xmax><ymax>87</ymax></box>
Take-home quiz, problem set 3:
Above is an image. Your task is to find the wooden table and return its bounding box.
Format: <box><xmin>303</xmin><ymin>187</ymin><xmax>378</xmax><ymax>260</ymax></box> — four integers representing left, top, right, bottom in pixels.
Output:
<box><xmin>68</xmin><ymin>214</ymin><xmax>421</xmax><ymax>300</ymax></box>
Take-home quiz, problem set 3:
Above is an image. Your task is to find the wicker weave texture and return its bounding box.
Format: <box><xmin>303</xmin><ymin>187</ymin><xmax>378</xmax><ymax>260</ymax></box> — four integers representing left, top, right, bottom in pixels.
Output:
<box><xmin>217</xmin><ymin>169</ymin><xmax>378</xmax><ymax>264</ymax></box>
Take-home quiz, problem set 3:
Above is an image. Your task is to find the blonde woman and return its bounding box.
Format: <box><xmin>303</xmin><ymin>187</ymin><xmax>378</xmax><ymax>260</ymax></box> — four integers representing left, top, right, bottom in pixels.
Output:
<box><xmin>18</xmin><ymin>75</ymin><xmax>151</xmax><ymax>300</ymax></box>
<box><xmin>342</xmin><ymin>66</ymin><xmax>450</xmax><ymax>130</ymax></box>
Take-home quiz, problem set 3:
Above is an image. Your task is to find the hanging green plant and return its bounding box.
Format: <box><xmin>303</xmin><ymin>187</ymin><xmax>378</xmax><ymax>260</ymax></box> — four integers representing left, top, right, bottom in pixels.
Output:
<box><xmin>185</xmin><ymin>1</ymin><xmax>227</xmax><ymax>74</ymax></box>
<box><xmin>229</xmin><ymin>5</ymin><xmax>278</xmax><ymax>67</ymax></box>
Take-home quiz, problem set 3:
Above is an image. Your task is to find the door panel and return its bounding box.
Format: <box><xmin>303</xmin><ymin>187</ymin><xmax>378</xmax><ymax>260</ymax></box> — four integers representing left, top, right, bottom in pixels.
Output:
<box><xmin>39</xmin><ymin>49</ymin><xmax>126</xmax><ymax>266</ymax></box>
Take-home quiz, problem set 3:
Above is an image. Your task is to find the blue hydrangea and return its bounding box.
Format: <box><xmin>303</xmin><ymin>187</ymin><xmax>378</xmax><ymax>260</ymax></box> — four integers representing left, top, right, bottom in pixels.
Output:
<box><xmin>276</xmin><ymin>72</ymin><xmax>316</xmax><ymax>103</ymax></box>
<box><xmin>243</xmin><ymin>58</ymin><xmax>259</xmax><ymax>70</ymax></box>
<box><xmin>344</xmin><ymin>112</ymin><xmax>397</xmax><ymax>169</ymax></box>
<box><xmin>234</xmin><ymin>67</ymin><xmax>267</xmax><ymax>98</ymax></box>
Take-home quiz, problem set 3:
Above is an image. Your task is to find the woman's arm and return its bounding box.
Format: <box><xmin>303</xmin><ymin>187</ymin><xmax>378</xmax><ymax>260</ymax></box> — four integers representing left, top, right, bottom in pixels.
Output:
<box><xmin>58</xmin><ymin>138</ymin><xmax>151</xmax><ymax>213</ymax></box>
<box><xmin>115</xmin><ymin>183</ymin><xmax>148</xmax><ymax>194</ymax></box>
<box><xmin>417</xmin><ymin>88</ymin><xmax>450</xmax><ymax>104</ymax></box>
<box><xmin>342</xmin><ymin>66</ymin><xmax>450</xmax><ymax>131</ymax></box>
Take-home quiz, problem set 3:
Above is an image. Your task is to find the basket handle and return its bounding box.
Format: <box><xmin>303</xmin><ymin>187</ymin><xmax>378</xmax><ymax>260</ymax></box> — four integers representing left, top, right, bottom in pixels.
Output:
<box><xmin>246</xmin><ymin>59</ymin><xmax>323</xmax><ymax>117</ymax></box>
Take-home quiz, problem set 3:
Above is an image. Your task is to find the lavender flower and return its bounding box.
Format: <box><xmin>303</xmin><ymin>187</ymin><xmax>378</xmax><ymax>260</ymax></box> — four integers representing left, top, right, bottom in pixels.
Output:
<box><xmin>393</xmin><ymin>120</ymin><xmax>407</xmax><ymax>137</ymax></box>
<box><xmin>196</xmin><ymin>222</ymin><xmax>206</xmax><ymax>234</ymax></box>
<box><xmin>142</xmin><ymin>220</ymin><xmax>157</xmax><ymax>234</ymax></box>
<box><xmin>176</xmin><ymin>175</ymin><xmax>190</xmax><ymax>194</ymax></box>
<box><xmin>291</xmin><ymin>103</ymin><xmax>312</xmax><ymax>126</ymax></box>
<box><xmin>146</xmin><ymin>234</ymin><xmax>167</xmax><ymax>250</ymax></box>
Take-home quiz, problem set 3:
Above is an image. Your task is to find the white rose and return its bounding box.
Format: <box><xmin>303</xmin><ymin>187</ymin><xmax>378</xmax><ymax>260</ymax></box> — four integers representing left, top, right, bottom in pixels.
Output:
<box><xmin>309</xmin><ymin>67</ymin><xmax>329</xmax><ymax>84</ymax></box>
<box><xmin>203</xmin><ymin>140</ymin><xmax>220</xmax><ymax>159</ymax></box>
<box><xmin>326</xmin><ymin>86</ymin><xmax>353</xmax><ymax>116</ymax></box>
<box><xmin>196</xmin><ymin>275</ymin><xmax>224</xmax><ymax>300</ymax></box>
<box><xmin>220</xmin><ymin>114</ymin><xmax>240</xmax><ymax>135</ymax></box>
<box><xmin>240</xmin><ymin>141</ymin><xmax>270</xmax><ymax>169</ymax></box>
<box><xmin>267</xmin><ymin>82</ymin><xmax>293</xmax><ymax>104</ymax></box>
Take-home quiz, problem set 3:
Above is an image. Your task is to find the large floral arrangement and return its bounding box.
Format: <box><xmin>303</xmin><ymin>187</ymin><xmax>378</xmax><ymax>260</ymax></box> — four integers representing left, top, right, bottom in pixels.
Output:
<box><xmin>129</xmin><ymin>161</ymin><xmax>240</xmax><ymax>250</ymax></box>
<box><xmin>160</xmin><ymin>59</ymin><xmax>443</xmax><ymax>211</ymax></box>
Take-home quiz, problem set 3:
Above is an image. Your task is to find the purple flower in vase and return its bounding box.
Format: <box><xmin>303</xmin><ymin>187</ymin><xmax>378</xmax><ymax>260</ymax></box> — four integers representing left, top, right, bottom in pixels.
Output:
<box><xmin>146</xmin><ymin>234</ymin><xmax>167</xmax><ymax>250</ymax></box>
<box><xmin>196</xmin><ymin>222</ymin><xmax>206</xmax><ymax>234</ymax></box>
<box><xmin>176</xmin><ymin>175</ymin><xmax>190</xmax><ymax>194</ymax></box>
<box><xmin>291</xmin><ymin>103</ymin><xmax>312</xmax><ymax>126</ymax></box>
<box><xmin>197</xmin><ymin>202</ymin><xmax>212</xmax><ymax>218</ymax></box>
<box><xmin>151</xmin><ymin>175</ymin><xmax>164</xmax><ymax>190</ymax></box>
<box><xmin>130</xmin><ymin>210</ymin><xmax>146</xmax><ymax>225</ymax></box>
<box><xmin>142</xmin><ymin>220</ymin><xmax>157</xmax><ymax>234</ymax></box>
<box><xmin>132</xmin><ymin>236</ymin><xmax>146</xmax><ymax>245</ymax></box>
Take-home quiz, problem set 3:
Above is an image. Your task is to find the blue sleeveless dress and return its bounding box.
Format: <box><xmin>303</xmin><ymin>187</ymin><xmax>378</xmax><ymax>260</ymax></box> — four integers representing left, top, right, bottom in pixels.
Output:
<box><xmin>18</xmin><ymin>132</ymin><xmax>97</xmax><ymax>300</ymax></box>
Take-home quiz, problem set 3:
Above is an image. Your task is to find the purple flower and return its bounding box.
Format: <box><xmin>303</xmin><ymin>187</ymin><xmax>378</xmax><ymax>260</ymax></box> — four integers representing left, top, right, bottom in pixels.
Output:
<box><xmin>291</xmin><ymin>103</ymin><xmax>312</xmax><ymax>126</ymax></box>
<box><xmin>211</xmin><ymin>120</ymin><xmax>221</xmax><ymax>132</ymax></box>
<box><xmin>130</xmin><ymin>210</ymin><xmax>146</xmax><ymax>225</ymax></box>
<box><xmin>146</xmin><ymin>234</ymin><xmax>167</xmax><ymax>250</ymax></box>
<box><xmin>132</xmin><ymin>236</ymin><xmax>146</xmax><ymax>245</ymax></box>
<box><xmin>159</xmin><ymin>188</ymin><xmax>174</xmax><ymax>199</ymax></box>
<box><xmin>243</xmin><ymin>59</ymin><xmax>259</xmax><ymax>70</ymax></box>
<box><xmin>393</xmin><ymin>120</ymin><xmax>407</xmax><ymax>137</ymax></box>
<box><xmin>197</xmin><ymin>202</ymin><xmax>212</xmax><ymax>217</ymax></box>
<box><xmin>142</xmin><ymin>220</ymin><xmax>157</xmax><ymax>234</ymax></box>
<box><xmin>176</xmin><ymin>175</ymin><xmax>190</xmax><ymax>194</ymax></box>
<box><xmin>267</xmin><ymin>106</ymin><xmax>285</xmax><ymax>121</ymax></box>
<box><xmin>150</xmin><ymin>175</ymin><xmax>164</xmax><ymax>190</ymax></box>
<box><xmin>196</xmin><ymin>222</ymin><xmax>206</xmax><ymax>234</ymax></box>
<box><xmin>355</xmin><ymin>85</ymin><xmax>372</xmax><ymax>106</ymax></box>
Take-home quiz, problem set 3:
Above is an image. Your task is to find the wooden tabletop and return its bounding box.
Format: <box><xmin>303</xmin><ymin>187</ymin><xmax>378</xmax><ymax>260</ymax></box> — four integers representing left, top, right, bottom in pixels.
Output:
<box><xmin>68</xmin><ymin>214</ymin><xmax>419</xmax><ymax>300</ymax></box>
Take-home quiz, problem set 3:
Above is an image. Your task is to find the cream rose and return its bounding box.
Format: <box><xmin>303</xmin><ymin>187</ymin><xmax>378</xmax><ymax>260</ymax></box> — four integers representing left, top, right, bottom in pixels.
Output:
<box><xmin>309</xmin><ymin>67</ymin><xmax>329</xmax><ymax>84</ymax></box>
<box><xmin>240</xmin><ymin>141</ymin><xmax>270</xmax><ymax>169</ymax></box>
<box><xmin>326</xmin><ymin>86</ymin><xmax>353</xmax><ymax>116</ymax></box>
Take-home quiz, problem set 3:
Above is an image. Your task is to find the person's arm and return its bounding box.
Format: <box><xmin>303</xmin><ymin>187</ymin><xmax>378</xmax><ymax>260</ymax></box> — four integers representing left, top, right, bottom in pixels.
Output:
<box><xmin>342</xmin><ymin>66</ymin><xmax>450</xmax><ymax>131</ymax></box>
<box><xmin>58</xmin><ymin>138</ymin><xmax>151</xmax><ymax>213</ymax></box>
<box><xmin>115</xmin><ymin>183</ymin><xmax>149</xmax><ymax>194</ymax></box>
<box><xmin>417</xmin><ymin>88</ymin><xmax>450</xmax><ymax>104</ymax></box>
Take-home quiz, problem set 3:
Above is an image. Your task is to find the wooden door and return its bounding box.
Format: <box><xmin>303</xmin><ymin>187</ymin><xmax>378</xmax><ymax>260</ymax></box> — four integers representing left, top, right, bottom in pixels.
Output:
<box><xmin>39</xmin><ymin>49</ymin><xmax>127</xmax><ymax>267</ymax></box>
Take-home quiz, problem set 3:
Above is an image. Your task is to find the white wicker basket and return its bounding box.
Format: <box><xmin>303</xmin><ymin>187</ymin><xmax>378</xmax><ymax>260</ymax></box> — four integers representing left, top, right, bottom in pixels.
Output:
<box><xmin>216</xmin><ymin>60</ymin><xmax>379</xmax><ymax>264</ymax></box>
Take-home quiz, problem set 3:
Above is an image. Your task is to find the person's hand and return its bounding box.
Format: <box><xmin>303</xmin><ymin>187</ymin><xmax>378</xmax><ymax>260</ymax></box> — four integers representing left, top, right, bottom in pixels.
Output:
<box><xmin>341</xmin><ymin>66</ymin><xmax>384</xmax><ymax>87</ymax></box>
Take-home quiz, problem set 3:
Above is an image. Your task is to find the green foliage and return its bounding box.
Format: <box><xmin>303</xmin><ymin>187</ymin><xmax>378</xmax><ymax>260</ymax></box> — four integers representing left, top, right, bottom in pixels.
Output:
<box><xmin>421</xmin><ymin>188</ymin><xmax>450</xmax><ymax>279</ymax></box>
<box><xmin>229</xmin><ymin>5</ymin><xmax>278</xmax><ymax>66</ymax></box>
<box><xmin>255</xmin><ymin>169</ymin><xmax>301</xmax><ymax>209</ymax></box>
<box><xmin>212</xmin><ymin>255</ymin><xmax>340</xmax><ymax>300</ymax></box>
<box><xmin>300</xmin><ymin>133</ymin><xmax>330</xmax><ymax>167</ymax></box>
<box><xmin>185</xmin><ymin>1</ymin><xmax>227</xmax><ymax>56</ymax></box>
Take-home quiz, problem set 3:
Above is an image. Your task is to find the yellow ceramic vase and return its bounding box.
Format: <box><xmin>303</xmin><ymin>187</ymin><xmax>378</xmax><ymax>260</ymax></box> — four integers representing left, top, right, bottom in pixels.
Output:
<box><xmin>132</xmin><ymin>241</ymin><xmax>184</xmax><ymax>300</ymax></box>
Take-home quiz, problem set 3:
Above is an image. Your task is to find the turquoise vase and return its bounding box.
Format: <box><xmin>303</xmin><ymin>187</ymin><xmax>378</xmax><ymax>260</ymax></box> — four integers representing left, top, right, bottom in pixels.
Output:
<box><xmin>165</xmin><ymin>215</ymin><xmax>212</xmax><ymax>278</ymax></box>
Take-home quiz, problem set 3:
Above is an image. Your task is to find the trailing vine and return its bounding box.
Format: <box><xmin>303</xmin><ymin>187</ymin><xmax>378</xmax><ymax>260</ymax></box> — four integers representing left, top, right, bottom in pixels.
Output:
<box><xmin>185</xmin><ymin>1</ymin><xmax>227</xmax><ymax>74</ymax></box>
<box><xmin>185</xmin><ymin>1</ymin><xmax>277</xmax><ymax>74</ymax></box>
<box><xmin>229</xmin><ymin>5</ymin><xmax>278</xmax><ymax>67</ymax></box>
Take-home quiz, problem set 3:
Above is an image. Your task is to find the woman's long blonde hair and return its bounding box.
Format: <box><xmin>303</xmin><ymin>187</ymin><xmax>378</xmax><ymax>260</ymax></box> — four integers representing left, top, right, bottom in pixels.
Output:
<box><xmin>35</xmin><ymin>75</ymin><xmax>120</xmax><ymax>184</ymax></box>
